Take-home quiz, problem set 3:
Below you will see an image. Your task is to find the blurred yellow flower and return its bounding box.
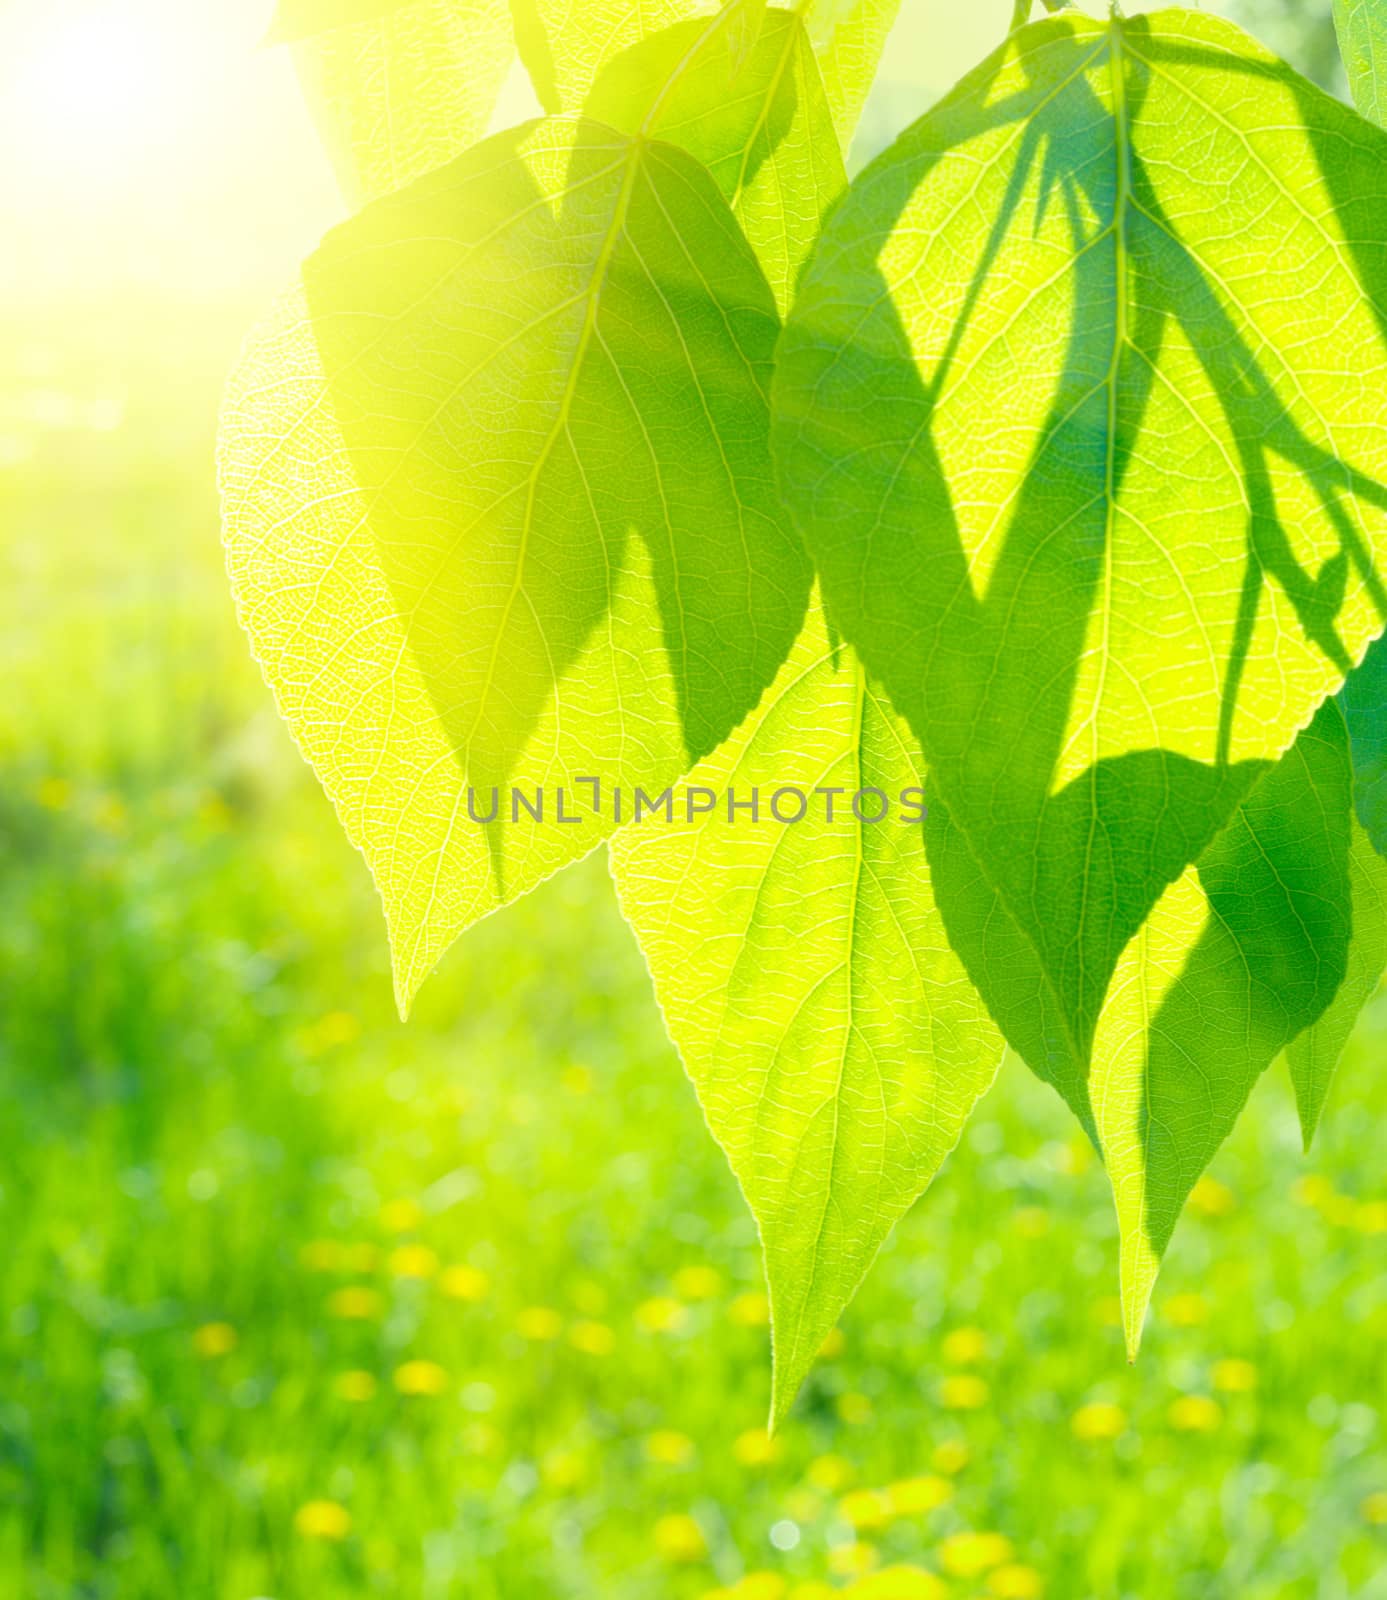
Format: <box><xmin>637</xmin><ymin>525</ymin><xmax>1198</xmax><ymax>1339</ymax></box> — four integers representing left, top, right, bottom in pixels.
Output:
<box><xmin>517</xmin><ymin>1306</ymin><xmax>563</xmax><ymax>1341</ymax></box>
<box><xmin>1188</xmin><ymin>1175</ymin><xmax>1236</xmax><ymax>1217</ymax></box>
<box><xmin>36</xmin><ymin>777</ymin><xmax>72</xmax><ymax>811</ymax></box>
<box><xmin>561</xmin><ymin>1064</ymin><xmax>594</xmax><ymax>1095</ymax></box>
<box><xmin>328</xmin><ymin>1287</ymin><xmax>383</xmax><ymax>1320</ymax></box>
<box><xmin>732</xmin><ymin>1574</ymin><xmax>787</xmax><ymax>1600</ymax></box>
<box><xmin>730</xmin><ymin>1292</ymin><xmax>770</xmax><ymax>1327</ymax></box>
<box><xmin>828</xmin><ymin>1541</ymin><xmax>879</xmax><ymax>1579</ymax></box>
<box><xmin>837</xmin><ymin>1392</ymin><xmax>874</xmax><ymax>1425</ymax></box>
<box><xmin>1162</xmin><ymin>1294</ymin><xmax>1208</xmax><ymax>1327</ymax></box>
<box><xmin>939</xmin><ymin>1532</ymin><xmax>1012</xmax><ymax>1578</ymax></box>
<box><xmin>653</xmin><ymin>1512</ymin><xmax>707</xmax><ymax>1563</ymax></box>
<box><xmin>342</xmin><ymin>1243</ymin><xmax>381</xmax><ymax>1273</ymax></box>
<box><xmin>808</xmin><ymin>1453</ymin><xmax>855</xmax><ymax>1492</ymax></box>
<box><xmin>192</xmin><ymin>1322</ymin><xmax>237</xmax><ymax>1358</ymax></box>
<box><xmin>1071</xmin><ymin>1402</ymin><xmax>1126</xmax><ymax>1441</ymax></box>
<box><xmin>1012</xmin><ymin>1206</ymin><xmax>1050</xmax><ymax>1239</ymax></box>
<box><xmin>334</xmin><ymin>1370</ymin><xmax>378</xmax><ymax>1402</ymax></box>
<box><xmin>636</xmin><ymin>1296</ymin><xmax>688</xmax><ymax>1335</ymax></box>
<box><xmin>645</xmin><ymin>1429</ymin><xmax>696</xmax><ymax>1467</ymax></box>
<box><xmin>819</xmin><ymin>1327</ymin><xmax>846</xmax><ymax>1360</ymax></box>
<box><xmin>541</xmin><ymin>1448</ymin><xmax>588</xmax><ymax>1490</ymax></box>
<box><xmin>300</xmin><ymin>1239</ymin><xmax>343</xmax><ymax>1272</ymax></box>
<box><xmin>295</xmin><ymin>1500</ymin><xmax>352</xmax><ymax>1540</ymax></box>
<box><xmin>789</xmin><ymin>1585</ymin><xmax>836</xmax><ymax>1600</ymax></box>
<box><xmin>569</xmin><ymin>1319</ymin><xmax>615</xmax><ymax>1356</ymax></box>
<box><xmin>439</xmin><ymin>1264</ymin><xmax>491</xmax><ymax>1302</ymax></box>
<box><xmin>1361</xmin><ymin>1491</ymin><xmax>1387</xmax><ymax>1526</ymax></box>
<box><xmin>393</xmin><ymin>1360</ymin><xmax>448</xmax><ymax>1396</ymax></box>
<box><xmin>839</xmin><ymin>1489</ymin><xmax>893</xmax><ymax>1531</ymax></box>
<box><xmin>847</xmin><ymin>1566</ymin><xmax>947</xmax><ymax>1599</ymax></box>
<box><xmin>942</xmin><ymin>1327</ymin><xmax>988</xmax><ymax>1365</ymax></box>
<box><xmin>1356</xmin><ymin>1201</ymin><xmax>1387</xmax><ymax>1234</ymax></box>
<box><xmin>461</xmin><ymin>1420</ymin><xmax>501</xmax><ymax>1455</ymax></box>
<box><xmin>1211</xmin><ymin>1359</ymin><xmax>1257</xmax><ymax>1394</ymax></box>
<box><xmin>940</xmin><ymin>1375</ymin><xmax>989</xmax><ymax>1410</ymax></box>
<box><xmin>988</xmin><ymin>1563</ymin><xmax>1044</xmax><ymax>1598</ymax></box>
<box><xmin>380</xmin><ymin>1197</ymin><xmax>423</xmax><ymax>1233</ymax></box>
<box><xmin>674</xmin><ymin>1265</ymin><xmax>724</xmax><ymax>1300</ymax></box>
<box><xmin>886</xmin><ymin>1475</ymin><xmax>952</xmax><ymax>1515</ymax></box>
<box><xmin>931</xmin><ymin>1439</ymin><xmax>970</xmax><ymax>1475</ymax></box>
<box><xmin>388</xmin><ymin>1244</ymin><xmax>438</xmax><ymax>1279</ymax></box>
<box><xmin>1293</xmin><ymin>1174</ymin><xmax>1335</xmax><ymax>1209</ymax></box>
<box><xmin>733</xmin><ymin>1428</ymin><xmax>781</xmax><ymax>1467</ymax></box>
<box><xmin>1168</xmin><ymin>1396</ymin><xmax>1222</xmax><ymax>1432</ymax></box>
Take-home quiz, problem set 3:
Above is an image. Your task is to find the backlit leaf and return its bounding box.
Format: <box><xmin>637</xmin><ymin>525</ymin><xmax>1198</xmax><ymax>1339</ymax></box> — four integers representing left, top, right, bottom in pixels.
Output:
<box><xmin>269</xmin><ymin>0</ymin><xmax>414</xmax><ymax>43</ymax></box>
<box><xmin>1334</xmin><ymin>0</ymin><xmax>1387</xmax><ymax>125</ymax></box>
<box><xmin>586</xmin><ymin>5</ymin><xmax>847</xmax><ymax>310</ymax></box>
<box><xmin>775</xmin><ymin>6</ymin><xmax>1387</xmax><ymax>1154</ymax></box>
<box><xmin>611</xmin><ymin>599</ymin><xmax>1003</xmax><ymax>1424</ymax></box>
<box><xmin>287</xmin><ymin>0</ymin><xmax>516</xmax><ymax>202</ymax></box>
<box><xmin>220</xmin><ymin>118</ymin><xmax>809</xmax><ymax>1012</ymax></box>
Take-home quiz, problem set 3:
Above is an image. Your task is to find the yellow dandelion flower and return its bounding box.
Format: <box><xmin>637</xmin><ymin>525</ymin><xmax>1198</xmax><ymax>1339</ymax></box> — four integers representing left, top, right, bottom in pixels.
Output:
<box><xmin>828</xmin><ymin>1541</ymin><xmax>879</xmax><ymax>1580</ymax></box>
<box><xmin>886</xmin><ymin>1475</ymin><xmax>952</xmax><ymax>1515</ymax></box>
<box><xmin>1070</xmin><ymin>1402</ymin><xmax>1126</xmax><ymax>1442</ymax></box>
<box><xmin>939</xmin><ymin>1531</ymin><xmax>1012</xmax><ymax>1578</ymax></box>
<box><xmin>931</xmin><ymin>1438</ymin><xmax>970</xmax><ymax>1475</ymax></box>
<box><xmin>733</xmin><ymin>1428</ymin><xmax>782</xmax><ymax>1468</ymax></box>
<box><xmin>646</xmin><ymin>1429</ymin><xmax>697</xmax><ymax>1467</ymax></box>
<box><xmin>1361</xmin><ymin>1491</ymin><xmax>1387</xmax><ymax>1526</ymax></box>
<box><xmin>733</xmin><ymin>1574</ymin><xmax>788</xmax><ymax>1600</ymax></box>
<box><xmin>1012</xmin><ymin>1206</ymin><xmax>1050</xmax><ymax>1239</ymax></box>
<box><xmin>517</xmin><ymin>1306</ymin><xmax>563</xmax><ymax>1341</ymax></box>
<box><xmin>439</xmin><ymin>1264</ymin><xmax>491</xmax><ymax>1302</ymax></box>
<box><xmin>1355</xmin><ymin>1201</ymin><xmax>1387</xmax><ymax>1234</ymax></box>
<box><xmin>299</xmin><ymin>1239</ymin><xmax>343</xmax><ymax>1272</ymax></box>
<box><xmin>36</xmin><ymin>777</ymin><xmax>72</xmax><ymax>811</ymax></box>
<box><xmin>295</xmin><ymin>1500</ymin><xmax>352</xmax><ymax>1540</ymax></box>
<box><xmin>380</xmin><ymin>1197</ymin><xmax>423</xmax><ymax>1233</ymax></box>
<box><xmin>341</xmin><ymin>1243</ymin><xmax>380</xmax><ymax>1273</ymax></box>
<box><xmin>839</xmin><ymin>1489</ymin><xmax>893</xmax><ymax>1531</ymax></box>
<box><xmin>328</xmin><ymin>1286</ymin><xmax>383</xmax><ymax>1320</ymax></box>
<box><xmin>393</xmin><ymin>1360</ymin><xmax>448</xmax><ymax>1397</ymax></box>
<box><xmin>334</xmin><ymin>1370</ymin><xmax>378</xmax><ymax>1402</ymax></box>
<box><xmin>847</xmin><ymin>1566</ymin><xmax>948</xmax><ymax>1599</ymax></box>
<box><xmin>388</xmin><ymin>1244</ymin><xmax>439</xmax><ymax>1280</ymax></box>
<box><xmin>818</xmin><ymin>1326</ymin><xmax>846</xmax><ymax>1359</ymax></box>
<box><xmin>653</xmin><ymin>1513</ymin><xmax>707</xmax><ymax>1563</ymax></box>
<box><xmin>674</xmin><ymin>1265</ymin><xmax>724</xmax><ymax>1301</ymax></box>
<box><xmin>1163</xmin><ymin>1293</ymin><xmax>1208</xmax><ymax>1328</ymax></box>
<box><xmin>808</xmin><ymin>1453</ymin><xmax>855</xmax><ymax>1492</ymax></box>
<box><xmin>1212</xmin><ymin>1359</ymin><xmax>1257</xmax><ymax>1394</ymax></box>
<box><xmin>561</xmin><ymin>1064</ymin><xmax>594</xmax><ymax>1095</ymax></box>
<box><xmin>730</xmin><ymin>1292</ymin><xmax>770</xmax><ymax>1327</ymax></box>
<box><xmin>569</xmin><ymin>1319</ymin><xmax>615</xmax><ymax>1356</ymax></box>
<box><xmin>636</xmin><ymin>1296</ymin><xmax>687</xmax><ymax>1335</ymax></box>
<box><xmin>940</xmin><ymin>1375</ymin><xmax>989</xmax><ymax>1410</ymax></box>
<box><xmin>1168</xmin><ymin>1395</ymin><xmax>1222</xmax><ymax>1433</ymax></box>
<box><xmin>942</xmin><ymin>1327</ymin><xmax>988</xmax><ymax>1365</ymax></box>
<box><xmin>541</xmin><ymin>1448</ymin><xmax>588</xmax><ymax>1490</ymax></box>
<box><xmin>837</xmin><ymin>1391</ymin><xmax>874</xmax><ymax>1425</ymax></box>
<box><xmin>988</xmin><ymin>1563</ymin><xmax>1044</xmax><ymax>1598</ymax></box>
<box><xmin>1189</xmin><ymin>1175</ymin><xmax>1236</xmax><ymax>1217</ymax></box>
<box><xmin>192</xmin><ymin>1322</ymin><xmax>237</xmax><ymax>1358</ymax></box>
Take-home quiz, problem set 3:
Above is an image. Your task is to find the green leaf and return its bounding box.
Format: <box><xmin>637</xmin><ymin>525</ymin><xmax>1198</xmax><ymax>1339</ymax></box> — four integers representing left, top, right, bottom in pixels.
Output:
<box><xmin>288</xmin><ymin>0</ymin><xmax>517</xmax><ymax>202</ymax></box>
<box><xmin>610</xmin><ymin>600</ymin><xmax>1003</xmax><ymax>1424</ymax></box>
<box><xmin>804</xmin><ymin>0</ymin><xmax>902</xmax><ymax>151</ymax></box>
<box><xmin>1285</xmin><ymin>808</ymin><xmax>1387</xmax><ymax>1148</ymax></box>
<box><xmin>220</xmin><ymin>118</ymin><xmax>810</xmax><ymax>1012</ymax></box>
<box><xmin>1342</xmin><ymin>637</ymin><xmax>1387</xmax><ymax>857</ymax></box>
<box><xmin>1334</xmin><ymin>0</ymin><xmax>1387</xmax><ymax>125</ymax></box>
<box><xmin>775</xmin><ymin>7</ymin><xmax>1387</xmax><ymax>1148</ymax></box>
<box><xmin>926</xmin><ymin>699</ymin><xmax>1353</xmax><ymax>1350</ymax></box>
<box><xmin>586</xmin><ymin>6</ymin><xmax>847</xmax><ymax>311</ymax></box>
<box><xmin>724</xmin><ymin>0</ymin><xmax>771</xmax><ymax>81</ymax></box>
<box><xmin>268</xmin><ymin>0</ymin><xmax>414</xmax><ymax>44</ymax></box>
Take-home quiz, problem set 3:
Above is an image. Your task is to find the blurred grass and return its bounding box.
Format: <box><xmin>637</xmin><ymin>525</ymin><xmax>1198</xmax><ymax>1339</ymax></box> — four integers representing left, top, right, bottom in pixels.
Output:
<box><xmin>4</xmin><ymin>40</ymin><xmax>1387</xmax><ymax>1597</ymax></box>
